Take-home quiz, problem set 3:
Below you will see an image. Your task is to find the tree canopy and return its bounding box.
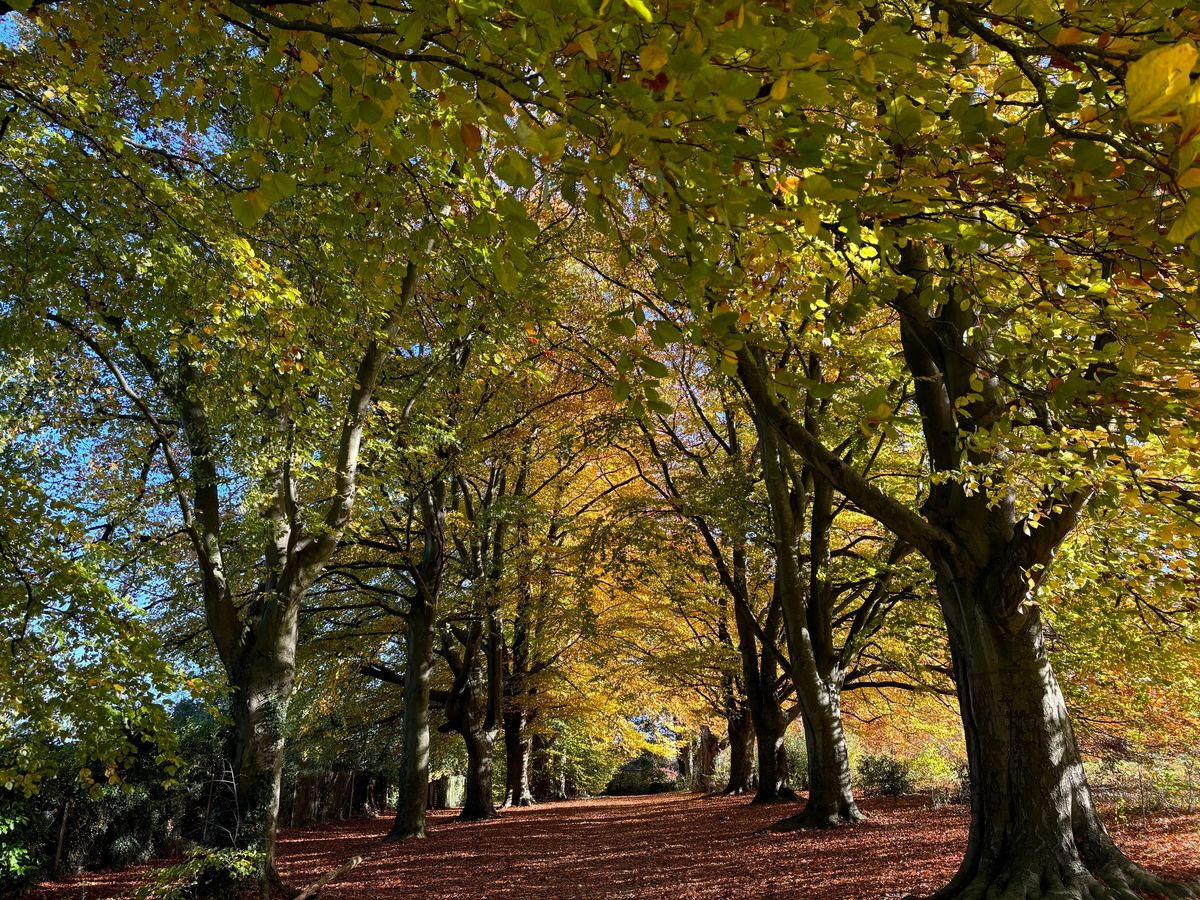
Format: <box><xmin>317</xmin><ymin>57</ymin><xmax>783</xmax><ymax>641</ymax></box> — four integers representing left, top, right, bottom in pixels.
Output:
<box><xmin>2</xmin><ymin>1</ymin><xmax>1199</xmax><ymax>898</ymax></box>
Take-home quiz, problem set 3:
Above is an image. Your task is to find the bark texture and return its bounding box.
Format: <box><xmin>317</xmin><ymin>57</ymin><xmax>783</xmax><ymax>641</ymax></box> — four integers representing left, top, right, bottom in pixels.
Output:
<box><xmin>530</xmin><ymin>733</ymin><xmax>557</xmax><ymax>802</ymax></box>
<box><xmin>503</xmin><ymin>710</ymin><xmax>534</xmax><ymax>807</ymax></box>
<box><xmin>723</xmin><ymin>707</ymin><xmax>756</xmax><ymax>795</ymax></box>
<box><xmin>388</xmin><ymin>599</ymin><xmax>437</xmax><ymax>840</ymax></box>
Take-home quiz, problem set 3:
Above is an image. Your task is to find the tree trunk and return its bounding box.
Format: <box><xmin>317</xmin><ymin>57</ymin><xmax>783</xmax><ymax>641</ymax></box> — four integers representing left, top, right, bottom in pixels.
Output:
<box><xmin>502</xmin><ymin>710</ymin><xmax>533</xmax><ymax>807</ymax></box>
<box><xmin>750</xmin><ymin>405</ymin><xmax>860</xmax><ymax>828</ymax></box>
<box><xmin>221</xmin><ymin>597</ymin><xmax>299</xmax><ymax>877</ymax></box>
<box><xmin>734</xmin><ymin>599</ymin><xmax>795</xmax><ymax>804</ymax></box>
<box><xmin>530</xmin><ymin>733</ymin><xmax>555</xmax><ymax>802</ymax></box>
<box><xmin>558</xmin><ymin>743</ymin><xmax>569</xmax><ymax>799</ymax></box>
<box><xmin>352</xmin><ymin>772</ymin><xmax>379</xmax><ymax>816</ymax></box>
<box><xmin>460</xmin><ymin>726</ymin><xmax>498</xmax><ymax>820</ymax></box>
<box><xmin>387</xmin><ymin>599</ymin><xmax>436</xmax><ymax>840</ymax></box>
<box><xmin>753</xmin><ymin>707</ymin><xmax>793</xmax><ymax>804</ymax></box>
<box><xmin>773</xmin><ymin>688</ymin><xmax>860</xmax><ymax>829</ymax></box>
<box><xmin>723</xmin><ymin>707</ymin><xmax>756</xmax><ymax>795</ymax></box>
<box><xmin>694</xmin><ymin>725</ymin><xmax>721</xmax><ymax>793</ymax></box>
<box><xmin>678</xmin><ymin>737</ymin><xmax>693</xmax><ymax>787</ymax></box>
<box><xmin>927</xmin><ymin>569</ymin><xmax>1198</xmax><ymax>899</ymax></box>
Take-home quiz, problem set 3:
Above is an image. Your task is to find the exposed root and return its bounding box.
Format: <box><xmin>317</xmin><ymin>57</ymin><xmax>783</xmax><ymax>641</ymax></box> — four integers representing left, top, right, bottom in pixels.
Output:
<box><xmin>751</xmin><ymin>786</ymin><xmax>800</xmax><ymax>805</ymax></box>
<box><xmin>1091</xmin><ymin>855</ymin><xmax>1200</xmax><ymax>900</ymax></box>
<box><xmin>266</xmin><ymin>864</ymin><xmax>300</xmax><ymax>899</ymax></box>
<box><xmin>912</xmin><ymin>856</ymin><xmax>1200</xmax><ymax>900</ymax></box>
<box><xmin>383</xmin><ymin>825</ymin><xmax>427</xmax><ymax>841</ymax></box>
<box><xmin>458</xmin><ymin>807</ymin><xmax>501</xmax><ymax>822</ymax></box>
<box><xmin>767</xmin><ymin>801</ymin><xmax>865</xmax><ymax>832</ymax></box>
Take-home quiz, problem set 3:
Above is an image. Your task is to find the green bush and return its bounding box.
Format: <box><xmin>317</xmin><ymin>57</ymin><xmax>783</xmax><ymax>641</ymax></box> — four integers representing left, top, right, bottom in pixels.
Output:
<box><xmin>131</xmin><ymin>848</ymin><xmax>264</xmax><ymax>900</ymax></box>
<box><xmin>604</xmin><ymin>753</ymin><xmax>677</xmax><ymax>796</ymax></box>
<box><xmin>0</xmin><ymin>802</ymin><xmax>43</xmax><ymax>896</ymax></box>
<box><xmin>858</xmin><ymin>753</ymin><xmax>915</xmax><ymax>796</ymax></box>
<box><xmin>0</xmin><ymin>701</ymin><xmax>227</xmax><ymax>888</ymax></box>
<box><xmin>783</xmin><ymin>731</ymin><xmax>808</xmax><ymax>790</ymax></box>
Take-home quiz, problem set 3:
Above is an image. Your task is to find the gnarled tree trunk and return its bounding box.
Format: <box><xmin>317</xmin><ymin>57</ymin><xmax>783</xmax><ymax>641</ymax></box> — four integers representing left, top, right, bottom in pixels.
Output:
<box><xmin>929</xmin><ymin>565</ymin><xmax>1195</xmax><ymax>899</ymax></box>
<box><xmin>460</xmin><ymin>724</ymin><xmax>498</xmax><ymax>820</ymax></box>
<box><xmin>227</xmin><ymin>644</ymin><xmax>293</xmax><ymax>865</ymax></box>
<box><xmin>211</xmin><ymin>590</ymin><xmax>302</xmax><ymax>879</ymax></box>
<box><xmin>780</xmin><ymin>687</ymin><xmax>860</xmax><ymax>829</ymax></box>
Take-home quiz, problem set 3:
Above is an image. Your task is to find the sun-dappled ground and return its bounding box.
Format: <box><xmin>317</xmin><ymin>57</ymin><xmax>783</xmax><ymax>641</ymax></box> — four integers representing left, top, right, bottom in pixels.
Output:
<box><xmin>30</xmin><ymin>793</ymin><xmax>1200</xmax><ymax>899</ymax></box>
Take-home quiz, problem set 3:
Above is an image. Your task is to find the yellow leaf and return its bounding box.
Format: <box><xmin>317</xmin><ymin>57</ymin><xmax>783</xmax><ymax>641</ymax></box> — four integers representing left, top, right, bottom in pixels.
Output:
<box><xmin>622</xmin><ymin>0</ymin><xmax>653</xmax><ymax>22</ymax></box>
<box><xmin>1126</xmin><ymin>41</ymin><xmax>1197</xmax><ymax>123</ymax></box>
<box><xmin>460</xmin><ymin>121</ymin><xmax>482</xmax><ymax>152</ymax></box>
<box><xmin>1055</xmin><ymin>26</ymin><xmax>1084</xmax><ymax>46</ymax></box>
<box><xmin>770</xmin><ymin>75</ymin><xmax>789</xmax><ymax>101</ymax></box>
<box><xmin>1166</xmin><ymin>195</ymin><xmax>1200</xmax><ymax>242</ymax></box>
<box><xmin>1178</xmin><ymin>168</ymin><xmax>1200</xmax><ymax>189</ymax></box>
<box><xmin>797</xmin><ymin>205</ymin><xmax>821</xmax><ymax>235</ymax></box>
<box><xmin>577</xmin><ymin>32</ymin><xmax>597</xmax><ymax>61</ymax></box>
<box><xmin>298</xmin><ymin>50</ymin><xmax>320</xmax><ymax>75</ymax></box>
<box><xmin>640</xmin><ymin>43</ymin><xmax>668</xmax><ymax>72</ymax></box>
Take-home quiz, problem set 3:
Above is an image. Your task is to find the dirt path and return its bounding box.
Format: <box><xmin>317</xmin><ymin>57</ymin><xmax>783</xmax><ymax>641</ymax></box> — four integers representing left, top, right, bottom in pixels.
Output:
<box><xmin>30</xmin><ymin>793</ymin><xmax>1200</xmax><ymax>899</ymax></box>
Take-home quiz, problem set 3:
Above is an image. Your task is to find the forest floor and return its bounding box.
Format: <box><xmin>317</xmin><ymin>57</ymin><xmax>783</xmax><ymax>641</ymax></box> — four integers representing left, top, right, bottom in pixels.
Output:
<box><xmin>30</xmin><ymin>792</ymin><xmax>1200</xmax><ymax>899</ymax></box>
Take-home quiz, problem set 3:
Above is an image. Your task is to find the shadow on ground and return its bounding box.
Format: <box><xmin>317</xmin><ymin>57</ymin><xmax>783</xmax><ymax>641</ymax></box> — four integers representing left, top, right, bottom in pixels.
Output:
<box><xmin>29</xmin><ymin>793</ymin><xmax>1200</xmax><ymax>899</ymax></box>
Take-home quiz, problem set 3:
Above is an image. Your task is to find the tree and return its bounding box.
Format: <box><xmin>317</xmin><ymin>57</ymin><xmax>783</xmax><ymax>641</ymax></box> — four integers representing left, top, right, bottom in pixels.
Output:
<box><xmin>6</xmin><ymin>1</ymin><xmax>1200</xmax><ymax>896</ymax></box>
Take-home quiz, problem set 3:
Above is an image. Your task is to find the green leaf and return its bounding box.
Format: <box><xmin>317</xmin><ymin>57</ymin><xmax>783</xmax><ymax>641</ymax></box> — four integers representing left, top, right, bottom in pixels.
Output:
<box><xmin>650</xmin><ymin>320</ymin><xmax>682</xmax><ymax>347</ymax></box>
<box><xmin>642</xmin><ymin>357</ymin><xmax>669</xmax><ymax>378</ymax></box>
<box><xmin>608</xmin><ymin>316</ymin><xmax>636</xmax><ymax>337</ymax></box>
<box><xmin>496</xmin><ymin>151</ymin><xmax>535</xmax><ymax>190</ymax></box>
<box><xmin>790</xmin><ymin>72</ymin><xmax>834</xmax><ymax>107</ymax></box>
<box><xmin>231</xmin><ymin>190</ymin><xmax>270</xmax><ymax>229</ymax></box>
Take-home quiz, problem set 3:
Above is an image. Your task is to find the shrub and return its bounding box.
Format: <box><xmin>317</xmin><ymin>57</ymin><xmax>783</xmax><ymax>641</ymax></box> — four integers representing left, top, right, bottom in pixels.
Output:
<box><xmin>858</xmin><ymin>753</ymin><xmax>915</xmax><ymax>796</ymax></box>
<box><xmin>132</xmin><ymin>848</ymin><xmax>264</xmax><ymax>900</ymax></box>
<box><xmin>0</xmin><ymin>802</ymin><xmax>43</xmax><ymax>896</ymax></box>
<box><xmin>783</xmin><ymin>732</ymin><xmax>808</xmax><ymax>791</ymax></box>
<box><xmin>952</xmin><ymin>762</ymin><xmax>972</xmax><ymax>804</ymax></box>
<box><xmin>604</xmin><ymin>753</ymin><xmax>677</xmax><ymax>796</ymax></box>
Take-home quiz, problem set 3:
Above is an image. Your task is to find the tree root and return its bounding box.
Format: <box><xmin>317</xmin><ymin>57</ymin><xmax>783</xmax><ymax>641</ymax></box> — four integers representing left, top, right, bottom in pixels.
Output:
<box><xmin>383</xmin><ymin>825</ymin><xmax>427</xmax><ymax>841</ymax></box>
<box><xmin>751</xmin><ymin>786</ymin><xmax>800</xmax><ymax>805</ymax></box>
<box><xmin>457</xmin><ymin>807</ymin><xmax>501</xmax><ymax>822</ymax></box>
<box><xmin>911</xmin><ymin>856</ymin><xmax>1200</xmax><ymax>900</ymax></box>
<box><xmin>265</xmin><ymin>864</ymin><xmax>300</xmax><ymax>900</ymax></box>
<box><xmin>766</xmin><ymin>801</ymin><xmax>865</xmax><ymax>832</ymax></box>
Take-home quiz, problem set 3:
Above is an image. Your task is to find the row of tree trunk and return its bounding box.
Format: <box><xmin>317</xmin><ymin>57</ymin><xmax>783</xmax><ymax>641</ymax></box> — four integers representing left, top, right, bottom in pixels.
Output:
<box><xmin>285</xmin><ymin>771</ymin><xmax>388</xmax><ymax>828</ymax></box>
